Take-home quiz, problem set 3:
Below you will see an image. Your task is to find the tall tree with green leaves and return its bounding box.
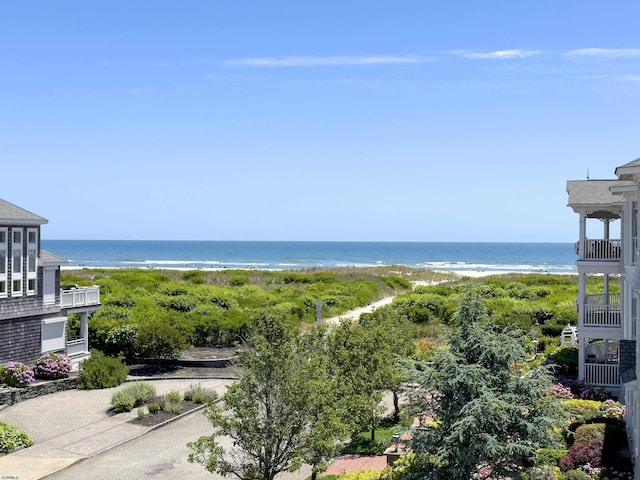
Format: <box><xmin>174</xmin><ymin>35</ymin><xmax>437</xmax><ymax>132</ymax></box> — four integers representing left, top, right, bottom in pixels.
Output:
<box><xmin>403</xmin><ymin>290</ymin><xmax>563</xmax><ymax>480</ymax></box>
<box><xmin>359</xmin><ymin>306</ymin><xmax>417</xmax><ymax>421</ymax></box>
<box><xmin>187</xmin><ymin>313</ymin><xmax>350</xmax><ymax>480</ymax></box>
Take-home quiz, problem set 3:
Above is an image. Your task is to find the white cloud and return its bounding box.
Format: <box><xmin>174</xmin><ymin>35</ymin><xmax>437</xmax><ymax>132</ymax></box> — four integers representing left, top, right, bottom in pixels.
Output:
<box><xmin>454</xmin><ymin>49</ymin><xmax>540</xmax><ymax>59</ymax></box>
<box><xmin>566</xmin><ymin>48</ymin><xmax>640</xmax><ymax>59</ymax></box>
<box><xmin>228</xmin><ymin>55</ymin><xmax>434</xmax><ymax>67</ymax></box>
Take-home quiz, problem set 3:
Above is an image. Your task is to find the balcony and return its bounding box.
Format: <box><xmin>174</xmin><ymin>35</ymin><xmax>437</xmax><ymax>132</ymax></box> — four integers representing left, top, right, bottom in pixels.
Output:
<box><xmin>579</xmin><ymin>239</ymin><xmax>621</xmax><ymax>261</ymax></box>
<box><xmin>61</xmin><ymin>285</ymin><xmax>100</xmax><ymax>309</ymax></box>
<box><xmin>582</xmin><ymin>294</ymin><xmax>622</xmax><ymax>327</ymax></box>
<box><xmin>585</xmin><ymin>363</ymin><xmax>619</xmax><ymax>388</ymax></box>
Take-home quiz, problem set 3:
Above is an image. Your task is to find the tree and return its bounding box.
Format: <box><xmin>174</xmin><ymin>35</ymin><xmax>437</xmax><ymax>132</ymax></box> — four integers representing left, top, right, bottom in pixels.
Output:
<box><xmin>328</xmin><ymin>318</ymin><xmax>387</xmax><ymax>442</ymax></box>
<box><xmin>188</xmin><ymin>313</ymin><xmax>349</xmax><ymax>480</ymax></box>
<box><xmin>403</xmin><ymin>290</ymin><xmax>563</xmax><ymax>480</ymax></box>
<box><xmin>359</xmin><ymin>306</ymin><xmax>417</xmax><ymax>421</ymax></box>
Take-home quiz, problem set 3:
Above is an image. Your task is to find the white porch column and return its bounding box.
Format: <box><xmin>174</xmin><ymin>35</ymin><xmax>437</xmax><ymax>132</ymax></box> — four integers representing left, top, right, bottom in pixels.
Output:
<box><xmin>80</xmin><ymin>312</ymin><xmax>89</xmax><ymax>353</ymax></box>
<box><xmin>579</xmin><ymin>212</ymin><xmax>586</xmax><ymax>260</ymax></box>
<box><xmin>578</xmin><ymin>335</ymin><xmax>586</xmax><ymax>382</ymax></box>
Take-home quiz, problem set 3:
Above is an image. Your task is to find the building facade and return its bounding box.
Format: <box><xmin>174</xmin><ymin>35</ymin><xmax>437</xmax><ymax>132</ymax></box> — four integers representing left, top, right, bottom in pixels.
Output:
<box><xmin>0</xmin><ymin>198</ymin><xmax>100</xmax><ymax>369</ymax></box>
<box><xmin>567</xmin><ymin>159</ymin><xmax>640</xmax><ymax>477</ymax></box>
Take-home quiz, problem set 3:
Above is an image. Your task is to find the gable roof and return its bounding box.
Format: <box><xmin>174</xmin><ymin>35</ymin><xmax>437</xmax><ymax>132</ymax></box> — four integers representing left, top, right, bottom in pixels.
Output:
<box><xmin>40</xmin><ymin>249</ymin><xmax>68</xmax><ymax>266</ymax></box>
<box><xmin>615</xmin><ymin>158</ymin><xmax>640</xmax><ymax>180</ymax></box>
<box><xmin>0</xmin><ymin>198</ymin><xmax>48</xmax><ymax>225</ymax></box>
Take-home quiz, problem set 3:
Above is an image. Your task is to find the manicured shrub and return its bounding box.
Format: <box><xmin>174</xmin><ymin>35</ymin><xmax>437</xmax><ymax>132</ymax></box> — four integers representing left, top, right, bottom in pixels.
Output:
<box><xmin>564</xmin><ymin>469</ymin><xmax>591</xmax><ymax>480</ymax></box>
<box><xmin>76</xmin><ymin>350</ymin><xmax>128</xmax><ymax>389</ymax></box>
<box><xmin>560</xmin><ymin>424</ymin><xmax>606</xmax><ymax>471</ymax></box>
<box><xmin>536</xmin><ymin>448</ymin><xmax>568</xmax><ymax>466</ymax></box>
<box><xmin>0</xmin><ymin>421</ymin><xmax>34</xmax><ymax>453</ymax></box>
<box><xmin>33</xmin><ymin>352</ymin><xmax>72</xmax><ymax>380</ymax></box>
<box><xmin>0</xmin><ymin>361</ymin><xmax>35</xmax><ymax>387</ymax></box>
<box><xmin>562</xmin><ymin>399</ymin><xmax>602</xmax><ymax>424</ymax></box>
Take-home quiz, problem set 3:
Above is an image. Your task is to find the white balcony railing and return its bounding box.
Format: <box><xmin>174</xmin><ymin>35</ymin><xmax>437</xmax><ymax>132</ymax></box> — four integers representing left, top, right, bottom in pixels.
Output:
<box><xmin>66</xmin><ymin>338</ymin><xmax>87</xmax><ymax>356</ymax></box>
<box><xmin>582</xmin><ymin>293</ymin><xmax>622</xmax><ymax>327</ymax></box>
<box><xmin>585</xmin><ymin>363</ymin><xmax>619</xmax><ymax>387</ymax></box>
<box><xmin>61</xmin><ymin>286</ymin><xmax>100</xmax><ymax>308</ymax></box>
<box><xmin>581</xmin><ymin>239</ymin><xmax>621</xmax><ymax>261</ymax></box>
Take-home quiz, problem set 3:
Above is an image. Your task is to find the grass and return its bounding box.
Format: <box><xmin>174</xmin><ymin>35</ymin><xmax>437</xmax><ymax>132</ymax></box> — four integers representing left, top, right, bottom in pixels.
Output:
<box><xmin>342</xmin><ymin>416</ymin><xmax>413</xmax><ymax>456</ymax></box>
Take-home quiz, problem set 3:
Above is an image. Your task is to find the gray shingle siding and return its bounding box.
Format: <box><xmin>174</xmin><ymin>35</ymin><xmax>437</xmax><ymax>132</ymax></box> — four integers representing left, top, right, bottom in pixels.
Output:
<box><xmin>0</xmin><ymin>316</ymin><xmax>41</xmax><ymax>364</ymax></box>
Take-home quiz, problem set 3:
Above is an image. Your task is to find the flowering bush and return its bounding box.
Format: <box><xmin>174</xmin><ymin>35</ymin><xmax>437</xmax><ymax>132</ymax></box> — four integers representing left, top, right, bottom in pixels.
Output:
<box><xmin>546</xmin><ymin>382</ymin><xmax>574</xmax><ymax>399</ymax></box>
<box><xmin>599</xmin><ymin>399</ymin><xmax>625</xmax><ymax>420</ymax></box>
<box><xmin>0</xmin><ymin>362</ymin><xmax>35</xmax><ymax>387</ymax></box>
<box><xmin>34</xmin><ymin>352</ymin><xmax>72</xmax><ymax>379</ymax></box>
<box><xmin>559</xmin><ymin>379</ymin><xmax>610</xmax><ymax>401</ymax></box>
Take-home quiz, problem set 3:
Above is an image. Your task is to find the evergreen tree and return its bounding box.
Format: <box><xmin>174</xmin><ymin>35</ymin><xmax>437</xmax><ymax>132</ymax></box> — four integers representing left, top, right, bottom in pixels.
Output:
<box><xmin>403</xmin><ymin>290</ymin><xmax>563</xmax><ymax>480</ymax></box>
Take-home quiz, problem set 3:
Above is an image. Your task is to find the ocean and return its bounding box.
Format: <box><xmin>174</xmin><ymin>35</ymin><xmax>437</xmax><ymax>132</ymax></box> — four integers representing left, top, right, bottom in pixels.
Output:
<box><xmin>41</xmin><ymin>240</ymin><xmax>578</xmax><ymax>275</ymax></box>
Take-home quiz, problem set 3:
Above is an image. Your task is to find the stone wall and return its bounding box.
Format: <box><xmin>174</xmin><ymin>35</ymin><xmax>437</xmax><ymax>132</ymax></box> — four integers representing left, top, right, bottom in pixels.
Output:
<box><xmin>0</xmin><ymin>376</ymin><xmax>77</xmax><ymax>407</ymax></box>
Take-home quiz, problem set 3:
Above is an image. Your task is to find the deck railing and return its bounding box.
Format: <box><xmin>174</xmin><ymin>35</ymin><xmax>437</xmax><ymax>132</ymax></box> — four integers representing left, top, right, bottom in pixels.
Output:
<box><xmin>66</xmin><ymin>338</ymin><xmax>87</xmax><ymax>356</ymax></box>
<box><xmin>581</xmin><ymin>239</ymin><xmax>621</xmax><ymax>261</ymax></box>
<box><xmin>61</xmin><ymin>286</ymin><xmax>100</xmax><ymax>308</ymax></box>
<box><xmin>582</xmin><ymin>293</ymin><xmax>622</xmax><ymax>327</ymax></box>
<box><xmin>585</xmin><ymin>363</ymin><xmax>619</xmax><ymax>387</ymax></box>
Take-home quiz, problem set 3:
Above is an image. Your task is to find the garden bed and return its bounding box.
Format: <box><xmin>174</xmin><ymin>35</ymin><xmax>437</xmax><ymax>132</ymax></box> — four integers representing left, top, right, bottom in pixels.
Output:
<box><xmin>128</xmin><ymin>400</ymin><xmax>204</xmax><ymax>427</ymax></box>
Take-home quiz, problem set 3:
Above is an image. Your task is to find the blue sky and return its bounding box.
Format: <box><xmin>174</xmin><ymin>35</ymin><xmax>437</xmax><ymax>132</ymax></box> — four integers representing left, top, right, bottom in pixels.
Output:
<box><xmin>2</xmin><ymin>1</ymin><xmax>639</xmax><ymax>242</ymax></box>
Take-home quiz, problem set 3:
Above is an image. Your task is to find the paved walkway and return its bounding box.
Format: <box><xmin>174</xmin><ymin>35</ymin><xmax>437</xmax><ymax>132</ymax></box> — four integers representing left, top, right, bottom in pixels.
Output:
<box><xmin>0</xmin><ymin>379</ymin><xmax>399</xmax><ymax>480</ymax></box>
<box><xmin>0</xmin><ymin>377</ymin><xmax>233</xmax><ymax>480</ymax></box>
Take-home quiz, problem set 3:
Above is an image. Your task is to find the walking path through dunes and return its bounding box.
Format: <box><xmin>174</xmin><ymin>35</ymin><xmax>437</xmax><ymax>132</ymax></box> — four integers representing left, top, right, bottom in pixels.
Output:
<box><xmin>323</xmin><ymin>278</ymin><xmax>458</xmax><ymax>325</ymax></box>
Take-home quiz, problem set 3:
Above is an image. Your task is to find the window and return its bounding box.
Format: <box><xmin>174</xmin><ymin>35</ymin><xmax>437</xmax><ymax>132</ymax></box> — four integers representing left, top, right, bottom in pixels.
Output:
<box><xmin>12</xmin><ymin>228</ymin><xmax>23</xmax><ymax>296</ymax></box>
<box><xmin>0</xmin><ymin>228</ymin><xmax>6</xmax><ymax>298</ymax></box>
<box><xmin>26</xmin><ymin>229</ymin><xmax>37</xmax><ymax>295</ymax></box>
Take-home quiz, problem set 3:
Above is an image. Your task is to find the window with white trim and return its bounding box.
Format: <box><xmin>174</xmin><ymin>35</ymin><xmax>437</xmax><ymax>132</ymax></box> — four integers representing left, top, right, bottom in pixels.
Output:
<box><xmin>27</xmin><ymin>228</ymin><xmax>37</xmax><ymax>295</ymax></box>
<box><xmin>11</xmin><ymin>228</ymin><xmax>23</xmax><ymax>296</ymax></box>
<box><xmin>0</xmin><ymin>228</ymin><xmax>6</xmax><ymax>298</ymax></box>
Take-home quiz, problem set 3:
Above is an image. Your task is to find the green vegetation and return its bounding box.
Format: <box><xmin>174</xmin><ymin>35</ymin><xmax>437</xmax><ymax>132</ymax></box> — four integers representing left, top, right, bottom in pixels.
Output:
<box><xmin>76</xmin><ymin>350</ymin><xmax>128</xmax><ymax>389</ymax></box>
<box><xmin>63</xmin><ymin>267</ymin><xmax>431</xmax><ymax>359</ymax></box>
<box><xmin>110</xmin><ymin>382</ymin><xmax>157</xmax><ymax>412</ymax></box>
<box><xmin>402</xmin><ymin>290</ymin><xmax>565</xmax><ymax>480</ymax></box>
<box><xmin>0</xmin><ymin>421</ymin><xmax>34</xmax><ymax>453</ymax></box>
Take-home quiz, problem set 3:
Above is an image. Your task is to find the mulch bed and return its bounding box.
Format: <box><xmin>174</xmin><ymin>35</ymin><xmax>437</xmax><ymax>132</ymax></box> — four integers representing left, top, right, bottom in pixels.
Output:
<box><xmin>128</xmin><ymin>400</ymin><xmax>205</xmax><ymax>427</ymax></box>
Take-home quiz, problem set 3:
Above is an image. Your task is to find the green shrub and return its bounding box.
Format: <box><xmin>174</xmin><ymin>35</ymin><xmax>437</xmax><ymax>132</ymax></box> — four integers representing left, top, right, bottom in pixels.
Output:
<box><xmin>160</xmin><ymin>390</ymin><xmax>183</xmax><ymax>413</ymax></box>
<box><xmin>104</xmin><ymin>324</ymin><xmax>139</xmax><ymax>362</ymax></box>
<box><xmin>183</xmin><ymin>270</ymin><xmax>206</xmax><ymax>284</ymax></box>
<box><xmin>147</xmin><ymin>401</ymin><xmax>161</xmax><ymax>414</ymax></box>
<box><xmin>136</xmin><ymin>322</ymin><xmax>186</xmax><ymax>363</ymax></box>
<box><xmin>165</xmin><ymin>390</ymin><xmax>182</xmax><ymax>403</ymax></box>
<box><xmin>537</xmin><ymin>448</ymin><xmax>568</xmax><ymax>466</ymax></box>
<box><xmin>77</xmin><ymin>350</ymin><xmax>128</xmax><ymax>389</ymax></box>
<box><xmin>562</xmin><ymin>399</ymin><xmax>603</xmax><ymax>424</ymax></box>
<box><xmin>229</xmin><ymin>275</ymin><xmax>249</xmax><ymax>286</ymax></box>
<box><xmin>183</xmin><ymin>383</ymin><xmax>217</xmax><ymax>403</ymax></box>
<box><xmin>112</xmin><ymin>382</ymin><xmax>156</xmax><ymax>408</ymax></box>
<box><xmin>111</xmin><ymin>390</ymin><xmax>136</xmax><ymax>412</ymax></box>
<box><xmin>564</xmin><ymin>470</ymin><xmax>591</xmax><ymax>480</ymax></box>
<box><xmin>0</xmin><ymin>421</ymin><xmax>34</xmax><ymax>453</ymax></box>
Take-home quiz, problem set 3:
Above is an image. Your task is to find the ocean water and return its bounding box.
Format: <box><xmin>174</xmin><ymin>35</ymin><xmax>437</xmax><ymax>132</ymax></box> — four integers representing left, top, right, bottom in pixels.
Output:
<box><xmin>41</xmin><ymin>240</ymin><xmax>578</xmax><ymax>274</ymax></box>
